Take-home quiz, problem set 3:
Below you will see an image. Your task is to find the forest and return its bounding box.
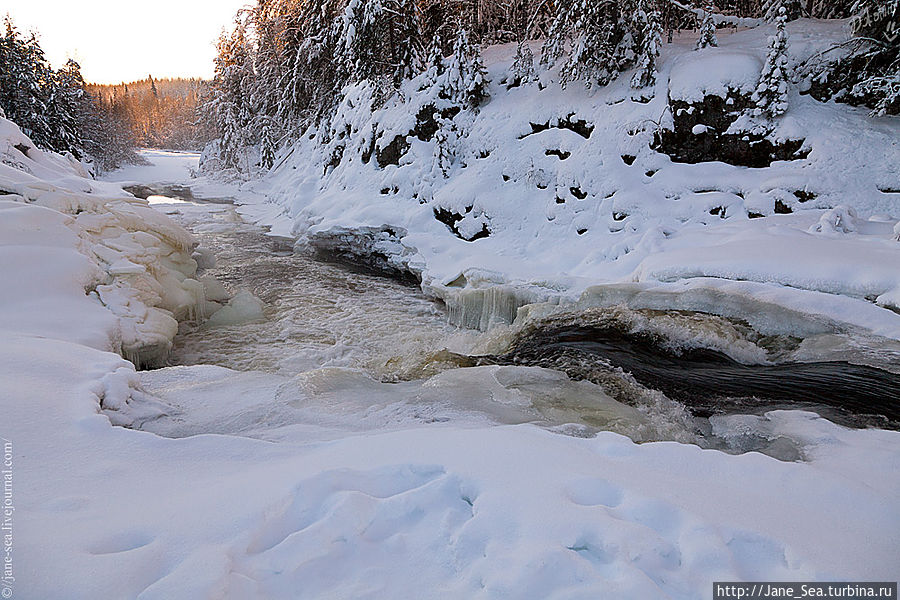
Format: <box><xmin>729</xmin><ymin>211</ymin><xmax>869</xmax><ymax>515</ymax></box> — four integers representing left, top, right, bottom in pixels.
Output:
<box><xmin>89</xmin><ymin>78</ymin><xmax>213</xmax><ymax>151</ymax></box>
<box><xmin>0</xmin><ymin>17</ymin><xmax>137</xmax><ymax>171</ymax></box>
<box><xmin>0</xmin><ymin>19</ymin><xmax>213</xmax><ymax>172</ymax></box>
<box><xmin>1</xmin><ymin>2</ymin><xmax>896</xmax><ymax>174</ymax></box>
<box><xmin>201</xmin><ymin>0</ymin><xmax>898</xmax><ymax>173</ymax></box>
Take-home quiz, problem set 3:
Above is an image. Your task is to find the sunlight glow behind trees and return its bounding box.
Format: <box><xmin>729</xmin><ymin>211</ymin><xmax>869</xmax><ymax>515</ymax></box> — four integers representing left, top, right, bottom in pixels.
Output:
<box><xmin>3</xmin><ymin>0</ymin><xmax>249</xmax><ymax>83</ymax></box>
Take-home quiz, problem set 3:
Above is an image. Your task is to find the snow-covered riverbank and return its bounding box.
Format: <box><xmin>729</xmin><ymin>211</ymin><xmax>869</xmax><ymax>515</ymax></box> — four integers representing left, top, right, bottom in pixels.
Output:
<box><xmin>2</xmin><ymin>107</ymin><xmax>899</xmax><ymax>597</ymax></box>
<box><xmin>222</xmin><ymin>20</ymin><xmax>900</xmax><ymax>350</ymax></box>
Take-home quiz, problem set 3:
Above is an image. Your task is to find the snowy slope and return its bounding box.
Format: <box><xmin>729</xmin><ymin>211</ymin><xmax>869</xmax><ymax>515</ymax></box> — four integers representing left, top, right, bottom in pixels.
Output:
<box><xmin>235</xmin><ymin>19</ymin><xmax>900</xmax><ymax>345</ymax></box>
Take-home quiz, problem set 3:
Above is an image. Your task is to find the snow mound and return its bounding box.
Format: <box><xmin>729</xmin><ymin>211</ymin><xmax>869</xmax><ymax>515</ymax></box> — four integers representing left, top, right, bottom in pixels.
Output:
<box><xmin>0</xmin><ymin>116</ymin><xmax>205</xmax><ymax>366</ymax></box>
<box><xmin>668</xmin><ymin>49</ymin><xmax>762</xmax><ymax>102</ymax></box>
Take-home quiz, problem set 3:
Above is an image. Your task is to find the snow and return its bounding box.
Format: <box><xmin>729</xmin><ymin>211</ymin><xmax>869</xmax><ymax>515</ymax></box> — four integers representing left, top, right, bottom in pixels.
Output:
<box><xmin>221</xmin><ymin>20</ymin><xmax>900</xmax><ymax>355</ymax></box>
<box><xmin>632</xmin><ymin>212</ymin><xmax>900</xmax><ymax>311</ymax></box>
<box><xmin>101</xmin><ymin>148</ymin><xmax>198</xmax><ymax>185</ymax></box>
<box><xmin>668</xmin><ymin>49</ymin><xmax>761</xmax><ymax>102</ymax></box>
<box><xmin>691</xmin><ymin>123</ymin><xmax>709</xmax><ymax>134</ymax></box>
<box><xmin>2</xmin><ymin>20</ymin><xmax>900</xmax><ymax>599</ymax></box>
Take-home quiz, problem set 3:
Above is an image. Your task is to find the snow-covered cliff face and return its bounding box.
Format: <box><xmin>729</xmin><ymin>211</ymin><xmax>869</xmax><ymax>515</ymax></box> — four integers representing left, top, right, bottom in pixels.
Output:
<box><xmin>0</xmin><ymin>117</ymin><xmax>212</xmax><ymax>369</ymax></box>
<box><xmin>245</xmin><ymin>19</ymin><xmax>900</xmax><ymax>340</ymax></box>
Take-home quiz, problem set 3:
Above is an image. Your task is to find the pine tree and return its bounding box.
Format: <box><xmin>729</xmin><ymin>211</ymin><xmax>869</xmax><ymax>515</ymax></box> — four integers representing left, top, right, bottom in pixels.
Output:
<box><xmin>696</xmin><ymin>1</ymin><xmax>718</xmax><ymax>50</ymax></box>
<box><xmin>752</xmin><ymin>7</ymin><xmax>790</xmax><ymax>119</ymax></box>
<box><xmin>632</xmin><ymin>0</ymin><xmax>662</xmax><ymax>88</ymax></box>
<box><xmin>541</xmin><ymin>0</ymin><xmax>641</xmax><ymax>88</ymax></box>
<box><xmin>508</xmin><ymin>41</ymin><xmax>537</xmax><ymax>88</ymax></box>
<box><xmin>442</xmin><ymin>28</ymin><xmax>489</xmax><ymax>108</ymax></box>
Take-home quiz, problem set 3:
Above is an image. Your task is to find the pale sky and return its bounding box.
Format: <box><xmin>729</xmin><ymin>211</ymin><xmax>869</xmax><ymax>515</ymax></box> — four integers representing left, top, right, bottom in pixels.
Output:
<box><xmin>4</xmin><ymin>0</ymin><xmax>250</xmax><ymax>84</ymax></box>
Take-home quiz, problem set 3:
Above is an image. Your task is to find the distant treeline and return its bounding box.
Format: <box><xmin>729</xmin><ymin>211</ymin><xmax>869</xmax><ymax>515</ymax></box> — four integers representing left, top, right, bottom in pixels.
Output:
<box><xmin>89</xmin><ymin>78</ymin><xmax>215</xmax><ymax>151</ymax></box>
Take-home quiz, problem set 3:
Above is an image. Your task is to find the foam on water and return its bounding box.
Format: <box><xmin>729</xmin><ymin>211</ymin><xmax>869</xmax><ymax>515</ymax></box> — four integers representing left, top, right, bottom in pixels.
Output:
<box><xmin>164</xmin><ymin>202</ymin><xmax>474</xmax><ymax>381</ymax></box>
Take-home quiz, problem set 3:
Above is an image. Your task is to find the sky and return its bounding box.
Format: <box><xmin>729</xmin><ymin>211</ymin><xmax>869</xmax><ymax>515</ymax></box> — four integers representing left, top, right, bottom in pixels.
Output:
<box><xmin>4</xmin><ymin>0</ymin><xmax>250</xmax><ymax>84</ymax></box>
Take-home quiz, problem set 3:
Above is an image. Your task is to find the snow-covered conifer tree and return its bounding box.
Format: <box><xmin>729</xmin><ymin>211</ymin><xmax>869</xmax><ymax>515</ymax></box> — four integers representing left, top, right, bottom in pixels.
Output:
<box><xmin>696</xmin><ymin>1</ymin><xmax>718</xmax><ymax>49</ymax></box>
<box><xmin>541</xmin><ymin>0</ymin><xmax>641</xmax><ymax>88</ymax></box>
<box><xmin>47</xmin><ymin>59</ymin><xmax>87</xmax><ymax>156</ymax></box>
<box><xmin>206</xmin><ymin>20</ymin><xmax>255</xmax><ymax>170</ymax></box>
<box><xmin>0</xmin><ymin>20</ymin><xmax>52</xmax><ymax>147</ymax></box>
<box><xmin>442</xmin><ymin>28</ymin><xmax>489</xmax><ymax>108</ymax></box>
<box><xmin>335</xmin><ymin>0</ymin><xmax>424</xmax><ymax>90</ymax></box>
<box><xmin>432</xmin><ymin>114</ymin><xmax>456</xmax><ymax>177</ymax></box>
<box><xmin>632</xmin><ymin>1</ymin><xmax>662</xmax><ymax>88</ymax></box>
<box><xmin>752</xmin><ymin>7</ymin><xmax>790</xmax><ymax>119</ymax></box>
<box><xmin>259</xmin><ymin>118</ymin><xmax>277</xmax><ymax>170</ymax></box>
<box><xmin>509</xmin><ymin>41</ymin><xmax>537</xmax><ymax>87</ymax></box>
<box><xmin>421</xmin><ymin>38</ymin><xmax>445</xmax><ymax>90</ymax></box>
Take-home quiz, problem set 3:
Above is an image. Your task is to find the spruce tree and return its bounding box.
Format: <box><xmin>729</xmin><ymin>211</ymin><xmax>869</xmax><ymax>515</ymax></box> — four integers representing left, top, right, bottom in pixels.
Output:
<box><xmin>0</xmin><ymin>21</ymin><xmax>52</xmax><ymax>147</ymax></box>
<box><xmin>206</xmin><ymin>20</ymin><xmax>255</xmax><ymax>170</ymax></box>
<box><xmin>421</xmin><ymin>37</ymin><xmax>445</xmax><ymax>90</ymax></box>
<box><xmin>48</xmin><ymin>59</ymin><xmax>87</xmax><ymax>157</ymax></box>
<box><xmin>541</xmin><ymin>0</ymin><xmax>641</xmax><ymax>88</ymax></box>
<box><xmin>509</xmin><ymin>41</ymin><xmax>537</xmax><ymax>88</ymax></box>
<box><xmin>752</xmin><ymin>7</ymin><xmax>790</xmax><ymax>119</ymax></box>
<box><xmin>442</xmin><ymin>28</ymin><xmax>489</xmax><ymax>109</ymax></box>
<box><xmin>259</xmin><ymin>117</ymin><xmax>277</xmax><ymax>169</ymax></box>
<box><xmin>696</xmin><ymin>1</ymin><xmax>718</xmax><ymax>50</ymax></box>
<box><xmin>335</xmin><ymin>0</ymin><xmax>424</xmax><ymax>90</ymax></box>
<box><xmin>632</xmin><ymin>0</ymin><xmax>662</xmax><ymax>88</ymax></box>
<box><xmin>432</xmin><ymin>114</ymin><xmax>456</xmax><ymax>177</ymax></box>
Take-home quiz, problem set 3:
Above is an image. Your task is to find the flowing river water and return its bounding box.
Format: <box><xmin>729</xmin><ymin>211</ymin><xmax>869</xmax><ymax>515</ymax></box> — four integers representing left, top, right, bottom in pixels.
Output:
<box><xmin>138</xmin><ymin>191</ymin><xmax>900</xmax><ymax>459</ymax></box>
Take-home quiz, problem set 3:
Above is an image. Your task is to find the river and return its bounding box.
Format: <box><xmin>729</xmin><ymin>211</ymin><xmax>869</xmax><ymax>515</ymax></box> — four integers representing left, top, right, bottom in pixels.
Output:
<box><xmin>131</xmin><ymin>187</ymin><xmax>899</xmax><ymax>460</ymax></box>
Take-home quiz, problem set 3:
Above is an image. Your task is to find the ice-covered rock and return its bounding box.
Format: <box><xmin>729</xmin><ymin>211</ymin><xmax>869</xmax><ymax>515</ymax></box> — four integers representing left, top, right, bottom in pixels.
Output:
<box><xmin>0</xmin><ymin>116</ymin><xmax>206</xmax><ymax>367</ymax></box>
<box><xmin>205</xmin><ymin>290</ymin><xmax>266</xmax><ymax>327</ymax></box>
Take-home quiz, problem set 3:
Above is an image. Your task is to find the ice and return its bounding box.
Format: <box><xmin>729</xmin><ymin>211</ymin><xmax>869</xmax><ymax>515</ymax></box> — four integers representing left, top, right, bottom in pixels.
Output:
<box><xmin>204</xmin><ymin>290</ymin><xmax>266</xmax><ymax>327</ymax></box>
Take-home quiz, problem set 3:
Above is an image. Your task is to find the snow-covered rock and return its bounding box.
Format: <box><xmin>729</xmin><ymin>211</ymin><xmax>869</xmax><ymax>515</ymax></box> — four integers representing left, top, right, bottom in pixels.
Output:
<box><xmin>668</xmin><ymin>48</ymin><xmax>761</xmax><ymax>102</ymax></box>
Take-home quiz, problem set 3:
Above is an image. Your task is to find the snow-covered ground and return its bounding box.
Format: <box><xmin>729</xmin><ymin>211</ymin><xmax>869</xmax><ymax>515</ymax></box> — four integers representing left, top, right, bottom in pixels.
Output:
<box><xmin>2</xmin><ymin>19</ymin><xmax>900</xmax><ymax>600</ymax></box>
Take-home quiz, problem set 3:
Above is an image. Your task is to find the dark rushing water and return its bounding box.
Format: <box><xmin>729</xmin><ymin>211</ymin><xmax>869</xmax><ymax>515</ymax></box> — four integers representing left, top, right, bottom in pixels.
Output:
<box><xmin>483</xmin><ymin>323</ymin><xmax>900</xmax><ymax>429</ymax></box>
